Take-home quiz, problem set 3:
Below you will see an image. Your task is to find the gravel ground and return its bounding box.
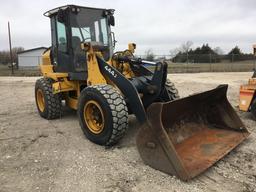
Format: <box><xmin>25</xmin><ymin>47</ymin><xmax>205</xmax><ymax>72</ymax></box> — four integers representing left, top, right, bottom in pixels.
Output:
<box><xmin>0</xmin><ymin>72</ymin><xmax>255</xmax><ymax>192</ymax></box>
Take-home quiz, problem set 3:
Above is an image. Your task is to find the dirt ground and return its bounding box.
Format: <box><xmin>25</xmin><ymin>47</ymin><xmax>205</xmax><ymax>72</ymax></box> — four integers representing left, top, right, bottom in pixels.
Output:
<box><xmin>0</xmin><ymin>72</ymin><xmax>255</xmax><ymax>192</ymax></box>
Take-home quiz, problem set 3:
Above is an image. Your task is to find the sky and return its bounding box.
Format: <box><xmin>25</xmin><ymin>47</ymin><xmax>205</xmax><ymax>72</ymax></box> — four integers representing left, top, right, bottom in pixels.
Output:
<box><xmin>0</xmin><ymin>0</ymin><xmax>256</xmax><ymax>55</ymax></box>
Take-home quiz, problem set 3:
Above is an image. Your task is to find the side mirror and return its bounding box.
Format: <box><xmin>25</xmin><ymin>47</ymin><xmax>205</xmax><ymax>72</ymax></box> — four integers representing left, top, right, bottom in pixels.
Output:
<box><xmin>108</xmin><ymin>15</ymin><xmax>115</xmax><ymax>26</ymax></box>
<box><xmin>57</xmin><ymin>9</ymin><xmax>67</xmax><ymax>23</ymax></box>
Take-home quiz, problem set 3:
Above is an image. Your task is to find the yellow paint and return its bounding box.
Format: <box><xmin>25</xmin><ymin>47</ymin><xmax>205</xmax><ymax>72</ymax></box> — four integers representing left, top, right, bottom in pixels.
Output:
<box><xmin>239</xmin><ymin>87</ymin><xmax>255</xmax><ymax>111</ymax></box>
<box><xmin>66</xmin><ymin>96</ymin><xmax>78</xmax><ymax>110</ymax></box>
<box><xmin>40</xmin><ymin>64</ymin><xmax>53</xmax><ymax>74</ymax></box>
<box><xmin>40</xmin><ymin>64</ymin><xmax>69</xmax><ymax>81</ymax></box>
<box><xmin>52</xmin><ymin>81</ymin><xmax>75</xmax><ymax>94</ymax></box>
<box><xmin>40</xmin><ymin>42</ymin><xmax>139</xmax><ymax>112</ymax></box>
<box><xmin>83</xmin><ymin>100</ymin><xmax>105</xmax><ymax>134</ymax></box>
<box><xmin>36</xmin><ymin>89</ymin><xmax>45</xmax><ymax>112</ymax></box>
<box><xmin>40</xmin><ymin>51</ymin><xmax>69</xmax><ymax>81</ymax></box>
<box><xmin>42</xmin><ymin>50</ymin><xmax>51</xmax><ymax>65</ymax></box>
<box><xmin>249</xmin><ymin>78</ymin><xmax>256</xmax><ymax>86</ymax></box>
<box><xmin>41</xmin><ymin>50</ymin><xmax>80</xmax><ymax>109</ymax></box>
<box><xmin>108</xmin><ymin>44</ymin><xmax>138</xmax><ymax>79</ymax></box>
<box><xmin>128</xmin><ymin>43</ymin><xmax>136</xmax><ymax>53</ymax></box>
<box><xmin>86</xmin><ymin>44</ymin><xmax>106</xmax><ymax>85</ymax></box>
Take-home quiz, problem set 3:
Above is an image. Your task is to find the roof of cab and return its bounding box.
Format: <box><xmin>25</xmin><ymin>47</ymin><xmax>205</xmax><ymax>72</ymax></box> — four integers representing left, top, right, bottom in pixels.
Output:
<box><xmin>43</xmin><ymin>4</ymin><xmax>110</xmax><ymax>17</ymax></box>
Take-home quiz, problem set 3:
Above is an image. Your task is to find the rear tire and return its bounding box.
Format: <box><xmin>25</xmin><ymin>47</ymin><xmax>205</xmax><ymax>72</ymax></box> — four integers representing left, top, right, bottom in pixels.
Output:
<box><xmin>251</xmin><ymin>98</ymin><xmax>256</xmax><ymax>119</ymax></box>
<box><xmin>35</xmin><ymin>78</ymin><xmax>62</xmax><ymax>119</ymax></box>
<box><xmin>77</xmin><ymin>85</ymin><xmax>128</xmax><ymax>146</ymax></box>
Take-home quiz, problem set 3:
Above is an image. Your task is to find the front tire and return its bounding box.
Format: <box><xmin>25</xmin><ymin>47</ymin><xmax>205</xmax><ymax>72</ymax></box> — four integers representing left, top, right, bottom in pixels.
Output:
<box><xmin>158</xmin><ymin>79</ymin><xmax>180</xmax><ymax>102</ymax></box>
<box><xmin>77</xmin><ymin>85</ymin><xmax>128</xmax><ymax>146</ymax></box>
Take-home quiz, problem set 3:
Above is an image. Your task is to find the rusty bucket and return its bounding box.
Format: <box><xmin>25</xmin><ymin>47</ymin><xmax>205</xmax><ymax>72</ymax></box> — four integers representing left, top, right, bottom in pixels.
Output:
<box><xmin>136</xmin><ymin>85</ymin><xmax>249</xmax><ymax>181</ymax></box>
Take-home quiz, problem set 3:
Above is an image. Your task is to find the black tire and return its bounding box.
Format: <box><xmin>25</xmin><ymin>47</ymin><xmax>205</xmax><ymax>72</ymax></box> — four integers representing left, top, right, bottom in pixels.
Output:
<box><xmin>159</xmin><ymin>79</ymin><xmax>180</xmax><ymax>102</ymax></box>
<box><xmin>251</xmin><ymin>98</ymin><xmax>256</xmax><ymax>119</ymax></box>
<box><xmin>77</xmin><ymin>85</ymin><xmax>128</xmax><ymax>146</ymax></box>
<box><xmin>35</xmin><ymin>78</ymin><xmax>62</xmax><ymax>119</ymax></box>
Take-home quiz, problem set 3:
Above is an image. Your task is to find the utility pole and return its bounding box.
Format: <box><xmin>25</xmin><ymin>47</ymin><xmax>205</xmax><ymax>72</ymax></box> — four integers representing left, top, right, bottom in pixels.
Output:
<box><xmin>8</xmin><ymin>21</ymin><xmax>14</xmax><ymax>75</ymax></box>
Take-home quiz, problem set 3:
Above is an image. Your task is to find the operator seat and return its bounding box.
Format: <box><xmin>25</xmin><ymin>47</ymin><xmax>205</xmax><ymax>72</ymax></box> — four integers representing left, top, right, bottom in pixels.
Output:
<box><xmin>72</xmin><ymin>36</ymin><xmax>87</xmax><ymax>72</ymax></box>
<box><xmin>59</xmin><ymin>37</ymin><xmax>67</xmax><ymax>52</ymax></box>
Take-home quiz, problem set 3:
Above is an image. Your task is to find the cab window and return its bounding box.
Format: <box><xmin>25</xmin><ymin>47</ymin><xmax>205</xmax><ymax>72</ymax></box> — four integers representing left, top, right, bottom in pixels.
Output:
<box><xmin>57</xmin><ymin>21</ymin><xmax>67</xmax><ymax>53</ymax></box>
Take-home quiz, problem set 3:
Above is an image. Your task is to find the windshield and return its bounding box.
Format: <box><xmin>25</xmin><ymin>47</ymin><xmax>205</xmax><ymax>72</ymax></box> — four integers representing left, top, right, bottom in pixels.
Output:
<box><xmin>70</xmin><ymin>8</ymin><xmax>110</xmax><ymax>46</ymax></box>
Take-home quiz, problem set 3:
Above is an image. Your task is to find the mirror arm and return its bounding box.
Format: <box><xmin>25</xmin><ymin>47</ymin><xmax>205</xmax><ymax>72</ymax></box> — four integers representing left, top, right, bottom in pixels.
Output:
<box><xmin>111</xmin><ymin>32</ymin><xmax>117</xmax><ymax>47</ymax></box>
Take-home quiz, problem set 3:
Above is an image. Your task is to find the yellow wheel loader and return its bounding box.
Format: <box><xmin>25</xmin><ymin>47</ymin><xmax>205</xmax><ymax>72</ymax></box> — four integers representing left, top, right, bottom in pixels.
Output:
<box><xmin>239</xmin><ymin>45</ymin><xmax>256</xmax><ymax>119</ymax></box>
<box><xmin>239</xmin><ymin>73</ymin><xmax>256</xmax><ymax>119</ymax></box>
<box><xmin>35</xmin><ymin>5</ymin><xmax>249</xmax><ymax>180</ymax></box>
<box><xmin>239</xmin><ymin>75</ymin><xmax>256</xmax><ymax>119</ymax></box>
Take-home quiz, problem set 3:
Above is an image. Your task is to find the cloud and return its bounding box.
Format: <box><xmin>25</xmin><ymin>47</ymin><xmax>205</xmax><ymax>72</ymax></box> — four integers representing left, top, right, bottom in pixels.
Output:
<box><xmin>0</xmin><ymin>0</ymin><xmax>255</xmax><ymax>54</ymax></box>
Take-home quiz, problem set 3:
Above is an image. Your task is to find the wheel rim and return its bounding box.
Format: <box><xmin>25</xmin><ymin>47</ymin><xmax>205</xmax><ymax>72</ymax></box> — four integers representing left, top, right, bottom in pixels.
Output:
<box><xmin>84</xmin><ymin>100</ymin><xmax>105</xmax><ymax>134</ymax></box>
<box><xmin>36</xmin><ymin>89</ymin><xmax>45</xmax><ymax>112</ymax></box>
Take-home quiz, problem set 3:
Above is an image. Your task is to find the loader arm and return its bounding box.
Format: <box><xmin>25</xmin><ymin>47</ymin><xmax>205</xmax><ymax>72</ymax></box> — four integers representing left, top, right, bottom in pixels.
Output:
<box><xmin>97</xmin><ymin>56</ymin><xmax>147</xmax><ymax>123</ymax></box>
<box><xmin>96</xmin><ymin>56</ymin><xmax>167</xmax><ymax>123</ymax></box>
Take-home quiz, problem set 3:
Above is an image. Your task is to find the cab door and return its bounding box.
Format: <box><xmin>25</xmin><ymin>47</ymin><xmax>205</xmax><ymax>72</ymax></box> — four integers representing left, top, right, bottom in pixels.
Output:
<box><xmin>50</xmin><ymin>16</ymin><xmax>73</xmax><ymax>72</ymax></box>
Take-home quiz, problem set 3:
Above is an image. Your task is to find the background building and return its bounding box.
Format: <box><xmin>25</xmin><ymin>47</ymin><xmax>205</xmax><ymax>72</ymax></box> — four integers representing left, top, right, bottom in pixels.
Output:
<box><xmin>17</xmin><ymin>47</ymin><xmax>47</xmax><ymax>68</ymax></box>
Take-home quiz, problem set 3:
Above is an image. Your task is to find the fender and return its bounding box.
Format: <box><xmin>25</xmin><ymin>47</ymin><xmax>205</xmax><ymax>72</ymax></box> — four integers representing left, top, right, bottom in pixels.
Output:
<box><xmin>97</xmin><ymin>56</ymin><xmax>147</xmax><ymax>124</ymax></box>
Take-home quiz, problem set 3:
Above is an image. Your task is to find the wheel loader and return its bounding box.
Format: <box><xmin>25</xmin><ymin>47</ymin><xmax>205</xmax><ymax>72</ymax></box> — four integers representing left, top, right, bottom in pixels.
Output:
<box><xmin>239</xmin><ymin>44</ymin><xmax>256</xmax><ymax>119</ymax></box>
<box><xmin>35</xmin><ymin>5</ymin><xmax>249</xmax><ymax>180</ymax></box>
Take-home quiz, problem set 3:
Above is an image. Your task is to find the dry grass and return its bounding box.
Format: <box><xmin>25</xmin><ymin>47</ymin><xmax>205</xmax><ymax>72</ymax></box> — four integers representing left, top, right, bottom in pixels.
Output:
<box><xmin>145</xmin><ymin>60</ymin><xmax>256</xmax><ymax>73</ymax></box>
<box><xmin>0</xmin><ymin>65</ymin><xmax>40</xmax><ymax>76</ymax></box>
<box><xmin>0</xmin><ymin>60</ymin><xmax>255</xmax><ymax>76</ymax></box>
<box><xmin>165</xmin><ymin>60</ymin><xmax>256</xmax><ymax>73</ymax></box>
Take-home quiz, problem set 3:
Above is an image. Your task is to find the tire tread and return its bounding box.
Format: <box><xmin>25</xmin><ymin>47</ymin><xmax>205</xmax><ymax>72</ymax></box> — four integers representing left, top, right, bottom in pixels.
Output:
<box><xmin>35</xmin><ymin>78</ymin><xmax>62</xmax><ymax>119</ymax></box>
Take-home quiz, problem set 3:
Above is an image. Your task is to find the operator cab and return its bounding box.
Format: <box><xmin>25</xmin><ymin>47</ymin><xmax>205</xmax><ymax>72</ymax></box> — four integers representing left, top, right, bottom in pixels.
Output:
<box><xmin>44</xmin><ymin>5</ymin><xmax>115</xmax><ymax>79</ymax></box>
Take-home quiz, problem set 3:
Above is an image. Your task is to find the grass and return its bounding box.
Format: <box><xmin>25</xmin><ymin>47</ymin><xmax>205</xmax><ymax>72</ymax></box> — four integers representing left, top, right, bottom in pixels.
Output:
<box><xmin>149</xmin><ymin>60</ymin><xmax>256</xmax><ymax>73</ymax></box>
<box><xmin>0</xmin><ymin>60</ymin><xmax>255</xmax><ymax>76</ymax></box>
<box><xmin>0</xmin><ymin>65</ymin><xmax>41</xmax><ymax>76</ymax></box>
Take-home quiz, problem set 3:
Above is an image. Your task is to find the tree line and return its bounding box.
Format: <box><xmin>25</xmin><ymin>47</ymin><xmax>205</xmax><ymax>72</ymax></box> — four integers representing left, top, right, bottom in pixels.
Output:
<box><xmin>0</xmin><ymin>47</ymin><xmax>24</xmax><ymax>65</ymax></box>
<box><xmin>0</xmin><ymin>44</ymin><xmax>254</xmax><ymax>64</ymax></box>
<box><xmin>145</xmin><ymin>41</ymin><xmax>254</xmax><ymax>63</ymax></box>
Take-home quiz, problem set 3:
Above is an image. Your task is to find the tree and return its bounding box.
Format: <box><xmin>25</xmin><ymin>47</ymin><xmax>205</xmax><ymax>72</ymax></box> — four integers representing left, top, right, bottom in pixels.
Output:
<box><xmin>199</xmin><ymin>44</ymin><xmax>216</xmax><ymax>54</ymax></box>
<box><xmin>172</xmin><ymin>43</ymin><xmax>220</xmax><ymax>63</ymax></box>
<box><xmin>228</xmin><ymin>46</ymin><xmax>243</xmax><ymax>55</ymax></box>
<box><xmin>228</xmin><ymin>46</ymin><xmax>245</xmax><ymax>62</ymax></box>
<box><xmin>169</xmin><ymin>48</ymin><xmax>180</xmax><ymax>57</ymax></box>
<box><xmin>0</xmin><ymin>47</ymin><xmax>24</xmax><ymax>65</ymax></box>
<box><xmin>169</xmin><ymin>41</ymin><xmax>193</xmax><ymax>61</ymax></box>
<box><xmin>169</xmin><ymin>41</ymin><xmax>193</xmax><ymax>56</ymax></box>
<box><xmin>0</xmin><ymin>51</ymin><xmax>10</xmax><ymax>65</ymax></box>
<box><xmin>180</xmin><ymin>41</ymin><xmax>193</xmax><ymax>53</ymax></box>
<box><xmin>12</xmin><ymin>47</ymin><xmax>25</xmax><ymax>64</ymax></box>
<box><xmin>145</xmin><ymin>49</ymin><xmax>155</xmax><ymax>61</ymax></box>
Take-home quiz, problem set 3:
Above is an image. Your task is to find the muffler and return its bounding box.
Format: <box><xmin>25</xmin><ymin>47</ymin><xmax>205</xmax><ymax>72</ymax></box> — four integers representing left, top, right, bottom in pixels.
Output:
<box><xmin>136</xmin><ymin>85</ymin><xmax>249</xmax><ymax>180</ymax></box>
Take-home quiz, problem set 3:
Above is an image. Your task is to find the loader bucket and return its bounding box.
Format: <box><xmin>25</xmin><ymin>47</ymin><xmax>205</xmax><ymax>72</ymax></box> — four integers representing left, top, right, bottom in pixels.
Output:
<box><xmin>136</xmin><ymin>85</ymin><xmax>249</xmax><ymax>181</ymax></box>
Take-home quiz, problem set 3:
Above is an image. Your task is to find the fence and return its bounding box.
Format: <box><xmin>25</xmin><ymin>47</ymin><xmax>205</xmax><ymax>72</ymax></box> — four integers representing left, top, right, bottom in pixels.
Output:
<box><xmin>0</xmin><ymin>54</ymin><xmax>256</xmax><ymax>75</ymax></box>
<box><xmin>137</xmin><ymin>54</ymin><xmax>256</xmax><ymax>73</ymax></box>
<box><xmin>137</xmin><ymin>53</ymin><xmax>255</xmax><ymax>62</ymax></box>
